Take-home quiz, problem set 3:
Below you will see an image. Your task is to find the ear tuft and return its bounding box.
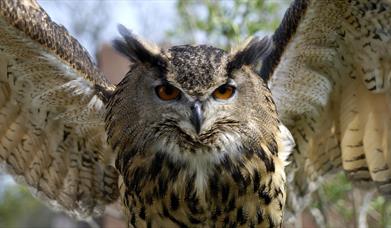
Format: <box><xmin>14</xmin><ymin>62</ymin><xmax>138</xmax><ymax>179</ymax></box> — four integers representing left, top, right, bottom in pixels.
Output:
<box><xmin>227</xmin><ymin>36</ymin><xmax>273</xmax><ymax>71</ymax></box>
<box><xmin>95</xmin><ymin>84</ymin><xmax>115</xmax><ymax>104</ymax></box>
<box><xmin>113</xmin><ymin>24</ymin><xmax>166</xmax><ymax>68</ymax></box>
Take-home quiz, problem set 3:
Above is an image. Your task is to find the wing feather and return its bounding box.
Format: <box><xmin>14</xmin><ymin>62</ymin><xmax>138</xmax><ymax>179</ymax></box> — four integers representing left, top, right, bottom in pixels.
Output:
<box><xmin>262</xmin><ymin>0</ymin><xmax>391</xmax><ymax>216</ymax></box>
<box><xmin>0</xmin><ymin>0</ymin><xmax>118</xmax><ymax>218</ymax></box>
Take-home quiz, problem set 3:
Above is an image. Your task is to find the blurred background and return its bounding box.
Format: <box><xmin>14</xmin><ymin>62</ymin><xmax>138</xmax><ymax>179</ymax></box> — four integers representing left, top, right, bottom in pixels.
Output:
<box><xmin>0</xmin><ymin>0</ymin><xmax>390</xmax><ymax>227</ymax></box>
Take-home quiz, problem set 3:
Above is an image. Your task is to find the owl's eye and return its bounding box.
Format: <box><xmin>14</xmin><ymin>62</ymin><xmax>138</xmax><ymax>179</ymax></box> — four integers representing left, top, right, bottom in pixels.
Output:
<box><xmin>212</xmin><ymin>84</ymin><xmax>236</xmax><ymax>100</ymax></box>
<box><xmin>155</xmin><ymin>84</ymin><xmax>181</xmax><ymax>101</ymax></box>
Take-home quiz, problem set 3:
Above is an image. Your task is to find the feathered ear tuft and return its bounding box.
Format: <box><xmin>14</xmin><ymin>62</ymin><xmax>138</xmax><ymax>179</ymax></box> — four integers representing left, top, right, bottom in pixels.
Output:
<box><xmin>113</xmin><ymin>24</ymin><xmax>166</xmax><ymax>68</ymax></box>
<box><xmin>227</xmin><ymin>36</ymin><xmax>273</xmax><ymax>72</ymax></box>
<box><xmin>95</xmin><ymin>84</ymin><xmax>115</xmax><ymax>104</ymax></box>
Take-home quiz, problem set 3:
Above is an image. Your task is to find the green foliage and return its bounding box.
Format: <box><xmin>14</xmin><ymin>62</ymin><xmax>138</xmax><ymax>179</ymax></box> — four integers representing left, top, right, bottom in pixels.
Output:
<box><xmin>321</xmin><ymin>172</ymin><xmax>352</xmax><ymax>203</ymax></box>
<box><xmin>309</xmin><ymin>173</ymin><xmax>391</xmax><ymax>227</ymax></box>
<box><xmin>370</xmin><ymin>196</ymin><xmax>391</xmax><ymax>227</ymax></box>
<box><xmin>0</xmin><ymin>183</ymin><xmax>89</xmax><ymax>228</ymax></box>
<box><xmin>167</xmin><ymin>0</ymin><xmax>289</xmax><ymax>48</ymax></box>
<box><xmin>0</xmin><ymin>184</ymin><xmax>50</xmax><ymax>228</ymax></box>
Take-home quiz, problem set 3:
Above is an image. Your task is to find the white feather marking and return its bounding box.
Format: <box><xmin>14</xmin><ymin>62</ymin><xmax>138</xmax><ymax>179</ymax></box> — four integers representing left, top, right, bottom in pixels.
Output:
<box><xmin>277</xmin><ymin>124</ymin><xmax>295</xmax><ymax>167</ymax></box>
<box><xmin>40</xmin><ymin>52</ymin><xmax>94</xmax><ymax>88</ymax></box>
<box><xmin>153</xmin><ymin>131</ymin><xmax>243</xmax><ymax>194</ymax></box>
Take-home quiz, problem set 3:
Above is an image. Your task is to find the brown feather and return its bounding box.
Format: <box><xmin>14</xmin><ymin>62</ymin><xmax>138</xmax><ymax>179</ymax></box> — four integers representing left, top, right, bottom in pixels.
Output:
<box><xmin>0</xmin><ymin>0</ymin><xmax>119</xmax><ymax>219</ymax></box>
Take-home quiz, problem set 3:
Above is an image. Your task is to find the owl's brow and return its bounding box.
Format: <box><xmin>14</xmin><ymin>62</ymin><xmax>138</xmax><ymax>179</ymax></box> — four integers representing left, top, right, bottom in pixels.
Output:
<box><xmin>157</xmin><ymin>78</ymin><xmax>174</xmax><ymax>85</ymax></box>
<box><xmin>157</xmin><ymin>67</ymin><xmax>168</xmax><ymax>79</ymax></box>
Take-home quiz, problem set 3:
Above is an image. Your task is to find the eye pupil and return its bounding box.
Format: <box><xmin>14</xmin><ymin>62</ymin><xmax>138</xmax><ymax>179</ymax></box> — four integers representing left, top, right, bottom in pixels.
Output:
<box><xmin>165</xmin><ymin>87</ymin><xmax>174</xmax><ymax>95</ymax></box>
<box><xmin>218</xmin><ymin>86</ymin><xmax>227</xmax><ymax>94</ymax></box>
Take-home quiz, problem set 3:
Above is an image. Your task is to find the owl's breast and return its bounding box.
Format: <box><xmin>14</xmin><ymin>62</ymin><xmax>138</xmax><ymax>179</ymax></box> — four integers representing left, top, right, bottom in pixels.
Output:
<box><xmin>119</xmin><ymin>145</ymin><xmax>286</xmax><ymax>227</ymax></box>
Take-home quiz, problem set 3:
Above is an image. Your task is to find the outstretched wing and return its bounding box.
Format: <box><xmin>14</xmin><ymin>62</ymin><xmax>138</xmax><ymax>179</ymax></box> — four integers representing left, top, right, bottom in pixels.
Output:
<box><xmin>0</xmin><ymin>0</ymin><xmax>118</xmax><ymax>218</ymax></box>
<box><xmin>261</xmin><ymin>0</ymin><xmax>391</xmax><ymax>214</ymax></box>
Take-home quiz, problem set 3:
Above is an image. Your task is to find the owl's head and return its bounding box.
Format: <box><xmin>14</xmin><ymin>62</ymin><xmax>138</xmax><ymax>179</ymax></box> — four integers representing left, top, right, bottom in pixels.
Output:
<box><xmin>106</xmin><ymin>26</ymin><xmax>288</xmax><ymax>167</ymax></box>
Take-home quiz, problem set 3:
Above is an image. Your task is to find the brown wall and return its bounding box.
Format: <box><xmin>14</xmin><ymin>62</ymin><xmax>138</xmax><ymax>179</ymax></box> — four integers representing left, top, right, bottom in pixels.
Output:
<box><xmin>98</xmin><ymin>43</ymin><xmax>129</xmax><ymax>84</ymax></box>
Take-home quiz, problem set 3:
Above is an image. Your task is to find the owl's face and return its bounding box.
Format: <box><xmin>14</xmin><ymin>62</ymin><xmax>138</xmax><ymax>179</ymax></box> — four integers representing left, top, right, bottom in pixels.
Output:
<box><xmin>107</xmin><ymin>27</ymin><xmax>280</xmax><ymax>167</ymax></box>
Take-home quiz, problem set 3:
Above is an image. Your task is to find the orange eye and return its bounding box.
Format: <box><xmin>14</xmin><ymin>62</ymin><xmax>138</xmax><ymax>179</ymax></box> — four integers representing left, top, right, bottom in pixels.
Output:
<box><xmin>155</xmin><ymin>84</ymin><xmax>181</xmax><ymax>101</ymax></box>
<box><xmin>212</xmin><ymin>84</ymin><xmax>236</xmax><ymax>100</ymax></box>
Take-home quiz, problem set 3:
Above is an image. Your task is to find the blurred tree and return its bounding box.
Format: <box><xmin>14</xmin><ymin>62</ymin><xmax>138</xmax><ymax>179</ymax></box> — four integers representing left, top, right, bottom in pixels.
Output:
<box><xmin>0</xmin><ymin>175</ymin><xmax>43</xmax><ymax>228</ymax></box>
<box><xmin>0</xmin><ymin>175</ymin><xmax>93</xmax><ymax>227</ymax></box>
<box><xmin>61</xmin><ymin>0</ymin><xmax>110</xmax><ymax>57</ymax></box>
<box><xmin>38</xmin><ymin>0</ymin><xmax>112</xmax><ymax>57</ymax></box>
<box><xmin>167</xmin><ymin>0</ymin><xmax>288</xmax><ymax>48</ymax></box>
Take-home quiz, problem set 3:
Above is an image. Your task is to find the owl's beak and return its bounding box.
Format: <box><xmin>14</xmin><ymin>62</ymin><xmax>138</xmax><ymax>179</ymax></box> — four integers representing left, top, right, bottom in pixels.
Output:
<box><xmin>190</xmin><ymin>100</ymin><xmax>203</xmax><ymax>134</ymax></box>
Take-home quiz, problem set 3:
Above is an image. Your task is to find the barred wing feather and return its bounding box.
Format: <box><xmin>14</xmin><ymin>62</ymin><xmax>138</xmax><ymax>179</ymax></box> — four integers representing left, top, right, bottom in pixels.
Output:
<box><xmin>0</xmin><ymin>0</ymin><xmax>118</xmax><ymax>218</ymax></box>
<box><xmin>261</xmin><ymin>0</ymin><xmax>391</xmax><ymax>216</ymax></box>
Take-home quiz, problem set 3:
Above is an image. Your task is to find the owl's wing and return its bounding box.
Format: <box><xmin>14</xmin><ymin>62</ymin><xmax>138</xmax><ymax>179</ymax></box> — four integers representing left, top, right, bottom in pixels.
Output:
<box><xmin>0</xmin><ymin>0</ymin><xmax>118</xmax><ymax>218</ymax></box>
<box><xmin>261</xmin><ymin>0</ymin><xmax>391</xmax><ymax>213</ymax></box>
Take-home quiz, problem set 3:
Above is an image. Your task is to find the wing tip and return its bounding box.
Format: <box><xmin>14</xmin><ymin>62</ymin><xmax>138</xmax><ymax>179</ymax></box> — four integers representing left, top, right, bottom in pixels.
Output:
<box><xmin>0</xmin><ymin>0</ymin><xmax>111</xmax><ymax>87</ymax></box>
<box><xmin>260</xmin><ymin>0</ymin><xmax>310</xmax><ymax>81</ymax></box>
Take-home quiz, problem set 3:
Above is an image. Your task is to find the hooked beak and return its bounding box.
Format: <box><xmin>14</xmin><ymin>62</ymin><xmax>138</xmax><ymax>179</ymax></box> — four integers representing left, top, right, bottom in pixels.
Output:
<box><xmin>190</xmin><ymin>100</ymin><xmax>203</xmax><ymax>134</ymax></box>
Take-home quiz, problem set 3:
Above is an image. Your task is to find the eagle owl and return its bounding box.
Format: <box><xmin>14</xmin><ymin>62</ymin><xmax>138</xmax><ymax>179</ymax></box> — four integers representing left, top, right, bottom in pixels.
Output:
<box><xmin>106</xmin><ymin>26</ymin><xmax>292</xmax><ymax>227</ymax></box>
<box><xmin>1</xmin><ymin>0</ymin><xmax>391</xmax><ymax>227</ymax></box>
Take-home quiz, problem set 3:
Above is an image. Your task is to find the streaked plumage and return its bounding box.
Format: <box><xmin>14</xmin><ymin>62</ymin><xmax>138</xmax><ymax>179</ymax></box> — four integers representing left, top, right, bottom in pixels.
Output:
<box><xmin>0</xmin><ymin>0</ymin><xmax>391</xmax><ymax>227</ymax></box>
